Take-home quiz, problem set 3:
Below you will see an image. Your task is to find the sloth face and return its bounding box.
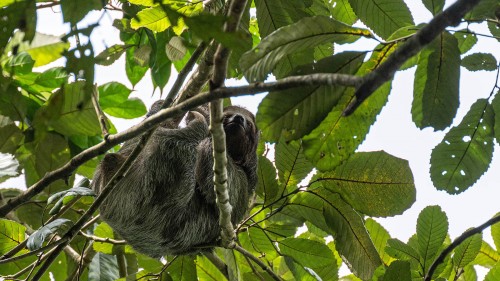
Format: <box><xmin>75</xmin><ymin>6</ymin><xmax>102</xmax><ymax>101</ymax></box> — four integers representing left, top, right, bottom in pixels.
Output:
<box><xmin>222</xmin><ymin>106</ymin><xmax>258</xmax><ymax>165</ymax></box>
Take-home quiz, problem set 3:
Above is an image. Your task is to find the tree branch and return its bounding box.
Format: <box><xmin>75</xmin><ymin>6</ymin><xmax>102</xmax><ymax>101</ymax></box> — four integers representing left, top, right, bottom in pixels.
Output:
<box><xmin>234</xmin><ymin>244</ymin><xmax>282</xmax><ymax>281</ymax></box>
<box><xmin>424</xmin><ymin>214</ymin><xmax>500</xmax><ymax>281</ymax></box>
<box><xmin>0</xmin><ymin>72</ymin><xmax>360</xmax><ymax>217</ymax></box>
<box><xmin>204</xmin><ymin>252</ymin><xmax>229</xmax><ymax>280</ymax></box>
<box><xmin>343</xmin><ymin>0</ymin><xmax>483</xmax><ymax>115</ymax></box>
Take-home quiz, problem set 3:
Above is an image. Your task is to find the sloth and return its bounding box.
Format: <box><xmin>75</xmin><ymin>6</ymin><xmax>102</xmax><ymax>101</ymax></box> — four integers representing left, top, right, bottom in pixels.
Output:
<box><xmin>91</xmin><ymin>102</ymin><xmax>259</xmax><ymax>257</ymax></box>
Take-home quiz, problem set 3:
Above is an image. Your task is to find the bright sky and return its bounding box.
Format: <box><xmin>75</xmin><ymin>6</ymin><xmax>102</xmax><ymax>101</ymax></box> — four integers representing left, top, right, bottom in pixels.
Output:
<box><xmin>2</xmin><ymin>0</ymin><xmax>500</xmax><ymax>277</ymax></box>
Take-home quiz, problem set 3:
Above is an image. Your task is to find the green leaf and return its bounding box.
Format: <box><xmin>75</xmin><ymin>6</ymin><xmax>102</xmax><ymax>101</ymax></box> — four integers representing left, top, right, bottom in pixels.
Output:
<box><xmin>485</xmin><ymin>262</ymin><xmax>500</xmax><ymax>281</ymax></box>
<box><xmin>386</xmin><ymin>238</ymin><xmax>420</xmax><ymax>263</ymax></box>
<box><xmin>430</xmin><ymin>99</ymin><xmax>495</xmax><ymax>194</ymax></box>
<box><xmin>95</xmin><ymin>44</ymin><xmax>133</xmax><ymax>66</ymax></box>
<box><xmin>126</xmin><ymin>43</ymin><xmax>148</xmax><ymax>87</ymax></box>
<box><xmin>240</xmin><ymin>16</ymin><xmax>370</xmax><ymax>82</ymax></box>
<box><xmin>0</xmin><ymin>1</ymin><xmax>25</xmax><ymax>53</ymax></box>
<box><xmin>89</xmin><ymin>252</ymin><xmax>120</xmax><ymax>281</ymax></box>
<box><xmin>285</xmin><ymin>257</ymin><xmax>321</xmax><ymax>281</ymax></box>
<box><xmin>491</xmin><ymin>213</ymin><xmax>500</xmax><ymax>251</ymax></box>
<box><xmin>0</xmin><ymin>218</ymin><xmax>26</xmax><ymax>255</ymax></box>
<box><xmin>5</xmin><ymin>52</ymin><xmax>35</xmax><ymax>75</ymax></box>
<box><xmin>60</xmin><ymin>0</ymin><xmax>103</xmax><ymax>25</ymax></box>
<box><xmin>318</xmin><ymin>151</ymin><xmax>415</xmax><ymax>217</ymax></box>
<box><xmin>99</xmin><ymin>82</ymin><xmax>147</xmax><ymax>119</ymax></box>
<box><xmin>166</xmin><ymin>36</ymin><xmax>187</xmax><ymax>61</ymax></box>
<box><xmin>302</xmin><ymin>43</ymin><xmax>395</xmax><ymax>171</ymax></box>
<box><xmin>322</xmin><ymin>190</ymin><xmax>382</xmax><ymax>279</ymax></box>
<box><xmin>151</xmin><ymin>31</ymin><xmax>172</xmax><ymax>90</ymax></box>
<box><xmin>454</xmin><ymin>30</ymin><xmax>477</xmax><ymax>54</ymax></box>
<box><xmin>34</xmin><ymin>82</ymin><xmax>103</xmax><ymax>136</ymax></box>
<box><xmin>348</xmin><ymin>0</ymin><xmax>414</xmax><ymax>39</ymax></box>
<box><xmin>167</xmin><ymin>256</ymin><xmax>197</xmax><ymax>281</ymax></box>
<box><xmin>21</xmin><ymin>33</ymin><xmax>70</xmax><ymax>67</ymax></box>
<box><xmin>412</xmin><ymin>32</ymin><xmax>461</xmax><ymax>130</ymax></box>
<box><xmin>257</xmin><ymin>51</ymin><xmax>365</xmax><ymax>141</ymax></box>
<box><xmin>422</xmin><ymin>0</ymin><xmax>445</xmax><ymax>15</ymax></box>
<box><xmin>365</xmin><ymin>218</ymin><xmax>393</xmax><ymax>264</ymax></box>
<box><xmin>0</xmin><ymin>122</ymin><xmax>23</xmax><ymax>154</ymax></box>
<box><xmin>452</xmin><ymin>232</ymin><xmax>482</xmax><ymax>268</ymax></box>
<box><xmin>492</xmin><ymin>92</ymin><xmax>500</xmax><ymax>145</ymax></box>
<box><xmin>93</xmin><ymin>222</ymin><xmax>117</xmax><ymax>254</ymax></box>
<box><xmin>131</xmin><ymin>6</ymin><xmax>171</xmax><ymax>32</ymax></box>
<box><xmin>34</xmin><ymin>67</ymin><xmax>68</xmax><ymax>90</ymax></box>
<box><xmin>255</xmin><ymin>155</ymin><xmax>280</xmax><ymax>204</ymax></box>
<box><xmin>196</xmin><ymin>255</ymin><xmax>227</xmax><ymax>280</ymax></box>
<box><xmin>473</xmin><ymin>241</ymin><xmax>500</xmax><ymax>268</ymax></box>
<box><xmin>275</xmin><ymin>137</ymin><xmax>314</xmax><ymax>190</ymax></box>
<box><xmin>27</xmin><ymin>218</ymin><xmax>73</xmax><ymax>250</ymax></box>
<box><xmin>384</xmin><ymin>260</ymin><xmax>411</xmax><ymax>281</ymax></box>
<box><xmin>416</xmin><ymin>206</ymin><xmax>448</xmax><ymax>263</ymax></box>
<box><xmin>279</xmin><ymin>238</ymin><xmax>336</xmax><ymax>268</ymax></box>
<box><xmin>47</xmin><ymin>186</ymin><xmax>95</xmax><ymax>215</ymax></box>
<box><xmin>330</xmin><ymin>0</ymin><xmax>357</xmax><ymax>25</ymax></box>
<box><xmin>461</xmin><ymin>53</ymin><xmax>497</xmax><ymax>71</ymax></box>
<box><xmin>465</xmin><ymin>0</ymin><xmax>499</xmax><ymax>20</ymax></box>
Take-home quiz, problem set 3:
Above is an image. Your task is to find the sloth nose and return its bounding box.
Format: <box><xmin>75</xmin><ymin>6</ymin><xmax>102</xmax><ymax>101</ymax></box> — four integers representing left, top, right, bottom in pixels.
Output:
<box><xmin>232</xmin><ymin>114</ymin><xmax>245</xmax><ymax>125</ymax></box>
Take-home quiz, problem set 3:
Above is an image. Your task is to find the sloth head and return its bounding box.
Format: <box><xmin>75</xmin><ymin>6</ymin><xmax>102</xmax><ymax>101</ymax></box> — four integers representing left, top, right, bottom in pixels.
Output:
<box><xmin>222</xmin><ymin>106</ymin><xmax>259</xmax><ymax>165</ymax></box>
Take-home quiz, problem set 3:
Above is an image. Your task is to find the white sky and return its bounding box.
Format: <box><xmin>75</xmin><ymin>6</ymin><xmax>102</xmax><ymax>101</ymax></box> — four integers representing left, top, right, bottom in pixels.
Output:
<box><xmin>1</xmin><ymin>1</ymin><xmax>500</xmax><ymax>277</ymax></box>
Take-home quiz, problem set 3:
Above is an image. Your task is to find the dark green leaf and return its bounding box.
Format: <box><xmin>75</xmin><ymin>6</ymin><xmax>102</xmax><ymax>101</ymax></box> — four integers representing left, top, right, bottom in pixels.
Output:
<box><xmin>240</xmin><ymin>16</ymin><xmax>370</xmax><ymax>82</ymax></box>
<box><xmin>461</xmin><ymin>53</ymin><xmax>497</xmax><ymax>71</ymax></box>
<box><xmin>126</xmin><ymin>44</ymin><xmax>148</xmax><ymax>87</ymax></box>
<box><xmin>465</xmin><ymin>0</ymin><xmax>499</xmax><ymax>20</ymax></box>
<box><xmin>386</xmin><ymin>238</ymin><xmax>420</xmax><ymax>263</ymax></box>
<box><xmin>416</xmin><ymin>206</ymin><xmax>448</xmax><ymax>263</ymax></box>
<box><xmin>452</xmin><ymin>232</ymin><xmax>482</xmax><ymax>268</ymax></box>
<box><xmin>322</xmin><ymin>190</ymin><xmax>382</xmax><ymax>279</ymax></box>
<box><xmin>167</xmin><ymin>256</ymin><xmax>197</xmax><ymax>281</ymax></box>
<box><xmin>454</xmin><ymin>30</ymin><xmax>478</xmax><ymax>54</ymax></box>
<box><xmin>319</xmin><ymin>151</ymin><xmax>415</xmax><ymax>217</ymax></box>
<box><xmin>89</xmin><ymin>252</ymin><xmax>120</xmax><ymax>281</ymax></box>
<box><xmin>384</xmin><ymin>260</ymin><xmax>411</xmax><ymax>281</ymax></box>
<box><xmin>348</xmin><ymin>0</ymin><xmax>414</xmax><ymax>39</ymax></box>
<box><xmin>151</xmin><ymin>31</ymin><xmax>172</xmax><ymax>90</ymax></box>
<box><xmin>27</xmin><ymin>218</ymin><xmax>73</xmax><ymax>250</ymax></box>
<box><xmin>412</xmin><ymin>32</ymin><xmax>461</xmax><ymax>130</ymax></box>
<box><xmin>275</xmin><ymin>137</ymin><xmax>314</xmax><ymax>190</ymax></box>
<box><xmin>196</xmin><ymin>255</ymin><xmax>227</xmax><ymax>280</ymax></box>
<box><xmin>255</xmin><ymin>155</ymin><xmax>280</xmax><ymax>204</ymax></box>
<box><xmin>257</xmin><ymin>51</ymin><xmax>365</xmax><ymax>141</ymax></box>
<box><xmin>95</xmin><ymin>44</ymin><xmax>133</xmax><ymax>66</ymax></box>
<box><xmin>34</xmin><ymin>67</ymin><xmax>68</xmax><ymax>90</ymax></box>
<box><xmin>47</xmin><ymin>186</ymin><xmax>95</xmax><ymax>215</ymax></box>
<box><xmin>60</xmin><ymin>0</ymin><xmax>103</xmax><ymax>25</ymax></box>
<box><xmin>492</xmin><ymin>91</ymin><xmax>500</xmax><ymax>145</ymax></box>
<box><xmin>279</xmin><ymin>238</ymin><xmax>336</xmax><ymax>268</ymax></box>
<box><xmin>5</xmin><ymin>52</ymin><xmax>35</xmax><ymax>75</ymax></box>
<box><xmin>430</xmin><ymin>99</ymin><xmax>494</xmax><ymax>194</ymax></box>
<box><xmin>0</xmin><ymin>121</ymin><xmax>23</xmax><ymax>154</ymax></box>
<box><xmin>422</xmin><ymin>0</ymin><xmax>445</xmax><ymax>15</ymax></box>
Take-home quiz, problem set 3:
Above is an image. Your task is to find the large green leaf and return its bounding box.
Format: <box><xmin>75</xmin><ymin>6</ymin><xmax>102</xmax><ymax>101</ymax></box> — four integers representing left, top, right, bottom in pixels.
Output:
<box><xmin>491</xmin><ymin>213</ymin><xmax>500</xmax><ymax>251</ymax></box>
<box><xmin>89</xmin><ymin>252</ymin><xmax>120</xmax><ymax>281</ymax></box>
<box><xmin>167</xmin><ymin>255</ymin><xmax>198</xmax><ymax>281</ymax></box>
<box><xmin>384</xmin><ymin>260</ymin><xmax>411</xmax><ymax>281</ymax></box>
<box><xmin>302</xmin><ymin>43</ymin><xmax>395</xmax><ymax>171</ymax></box>
<box><xmin>416</xmin><ymin>206</ymin><xmax>448</xmax><ymax>264</ymax></box>
<box><xmin>275</xmin><ymin>137</ymin><xmax>314</xmax><ymax>190</ymax></box>
<box><xmin>131</xmin><ymin>6</ymin><xmax>171</xmax><ymax>32</ymax></box>
<box><xmin>0</xmin><ymin>120</ymin><xmax>23</xmax><ymax>154</ymax></box>
<box><xmin>485</xmin><ymin>263</ymin><xmax>500</xmax><ymax>281</ymax></box>
<box><xmin>412</xmin><ymin>32</ymin><xmax>461</xmax><ymax>130</ymax></box>
<box><xmin>125</xmin><ymin>35</ymin><xmax>149</xmax><ymax>87</ymax></box>
<box><xmin>365</xmin><ymin>218</ymin><xmax>393</xmax><ymax>264</ymax></box>
<box><xmin>151</xmin><ymin>31</ymin><xmax>172</xmax><ymax>90</ymax></box>
<box><xmin>196</xmin><ymin>255</ymin><xmax>227</xmax><ymax>281</ymax></box>
<box><xmin>454</xmin><ymin>30</ymin><xmax>478</xmax><ymax>54</ymax></box>
<box><xmin>20</xmin><ymin>33</ymin><xmax>70</xmax><ymax>67</ymax></box>
<box><xmin>461</xmin><ymin>53</ymin><xmax>497</xmax><ymax>71</ymax></box>
<box><xmin>255</xmin><ymin>155</ymin><xmax>280</xmax><ymax>204</ymax></box>
<box><xmin>430</xmin><ymin>99</ymin><xmax>494</xmax><ymax>194</ymax></box>
<box><xmin>257</xmin><ymin>51</ymin><xmax>365</xmax><ymax>142</ymax></box>
<box><xmin>348</xmin><ymin>0</ymin><xmax>414</xmax><ymax>39</ymax></box>
<box><xmin>452</xmin><ymin>232</ymin><xmax>482</xmax><ymax>268</ymax></box>
<box><xmin>318</xmin><ymin>151</ymin><xmax>415</xmax><ymax>217</ymax></box>
<box><xmin>5</xmin><ymin>52</ymin><xmax>35</xmax><ymax>75</ymax></box>
<box><xmin>473</xmin><ymin>241</ymin><xmax>500</xmax><ymax>268</ymax></box>
<box><xmin>27</xmin><ymin>218</ymin><xmax>73</xmax><ymax>251</ymax></box>
<box><xmin>34</xmin><ymin>82</ymin><xmax>103</xmax><ymax>136</ymax></box>
<box><xmin>330</xmin><ymin>0</ymin><xmax>357</xmax><ymax>25</ymax></box>
<box><xmin>0</xmin><ymin>218</ymin><xmax>26</xmax><ymax>255</ymax></box>
<box><xmin>240</xmin><ymin>16</ymin><xmax>370</xmax><ymax>82</ymax></box>
<box><xmin>322</xmin><ymin>190</ymin><xmax>382</xmax><ymax>280</ymax></box>
<box><xmin>99</xmin><ymin>82</ymin><xmax>147</xmax><ymax>119</ymax></box>
<box><xmin>385</xmin><ymin>238</ymin><xmax>420</xmax><ymax>264</ymax></box>
<box><xmin>422</xmin><ymin>0</ymin><xmax>445</xmax><ymax>15</ymax></box>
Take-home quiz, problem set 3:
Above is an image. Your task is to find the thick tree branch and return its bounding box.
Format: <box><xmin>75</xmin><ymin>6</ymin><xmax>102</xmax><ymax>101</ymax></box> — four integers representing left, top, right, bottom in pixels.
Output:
<box><xmin>343</xmin><ymin>0</ymin><xmax>483</xmax><ymax>115</ymax></box>
<box><xmin>209</xmin><ymin>0</ymin><xmax>248</xmax><ymax>247</ymax></box>
<box><xmin>204</xmin><ymin>252</ymin><xmax>229</xmax><ymax>280</ymax></box>
<box><xmin>425</xmin><ymin>214</ymin><xmax>500</xmax><ymax>281</ymax></box>
<box><xmin>0</xmin><ymin>73</ymin><xmax>360</xmax><ymax>217</ymax></box>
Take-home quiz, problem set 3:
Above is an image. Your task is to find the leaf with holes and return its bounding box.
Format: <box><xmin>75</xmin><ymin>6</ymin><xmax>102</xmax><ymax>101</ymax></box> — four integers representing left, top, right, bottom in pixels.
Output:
<box><xmin>461</xmin><ymin>53</ymin><xmax>497</xmax><ymax>71</ymax></box>
<box><xmin>430</xmin><ymin>99</ymin><xmax>494</xmax><ymax>194</ymax></box>
<box><xmin>240</xmin><ymin>16</ymin><xmax>370</xmax><ymax>82</ymax></box>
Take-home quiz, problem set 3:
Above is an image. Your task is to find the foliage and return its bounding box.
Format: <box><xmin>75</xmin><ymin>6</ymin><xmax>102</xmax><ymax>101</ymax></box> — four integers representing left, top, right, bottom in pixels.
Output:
<box><xmin>0</xmin><ymin>0</ymin><xmax>499</xmax><ymax>280</ymax></box>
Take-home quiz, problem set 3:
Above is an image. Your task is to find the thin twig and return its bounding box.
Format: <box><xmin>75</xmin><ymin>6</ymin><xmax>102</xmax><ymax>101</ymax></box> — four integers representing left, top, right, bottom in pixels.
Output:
<box><xmin>79</xmin><ymin>231</ymin><xmax>127</xmax><ymax>244</ymax></box>
<box><xmin>234</xmin><ymin>244</ymin><xmax>282</xmax><ymax>281</ymax></box>
<box><xmin>91</xmin><ymin>84</ymin><xmax>109</xmax><ymax>136</ymax></box>
<box><xmin>204</xmin><ymin>252</ymin><xmax>229</xmax><ymax>280</ymax></box>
